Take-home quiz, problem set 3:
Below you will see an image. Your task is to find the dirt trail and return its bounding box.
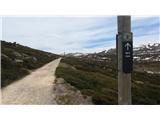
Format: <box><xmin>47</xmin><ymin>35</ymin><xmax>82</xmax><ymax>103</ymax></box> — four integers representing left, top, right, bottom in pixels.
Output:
<box><xmin>1</xmin><ymin>58</ymin><xmax>61</xmax><ymax>105</ymax></box>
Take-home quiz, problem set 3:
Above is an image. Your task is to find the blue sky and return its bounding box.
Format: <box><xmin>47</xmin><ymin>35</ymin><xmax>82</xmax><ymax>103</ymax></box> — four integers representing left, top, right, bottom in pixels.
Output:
<box><xmin>1</xmin><ymin>16</ymin><xmax>159</xmax><ymax>54</ymax></box>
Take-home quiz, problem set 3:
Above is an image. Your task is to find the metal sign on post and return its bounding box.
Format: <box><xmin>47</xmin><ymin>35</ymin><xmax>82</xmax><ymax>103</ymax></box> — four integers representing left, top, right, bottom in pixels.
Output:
<box><xmin>117</xmin><ymin>16</ymin><xmax>132</xmax><ymax>105</ymax></box>
<box><xmin>122</xmin><ymin>33</ymin><xmax>133</xmax><ymax>73</ymax></box>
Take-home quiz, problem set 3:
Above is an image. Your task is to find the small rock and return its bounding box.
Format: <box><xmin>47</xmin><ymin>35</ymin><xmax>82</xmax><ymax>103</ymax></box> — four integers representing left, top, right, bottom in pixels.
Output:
<box><xmin>55</xmin><ymin>78</ymin><xmax>65</xmax><ymax>84</ymax></box>
<box><xmin>22</xmin><ymin>53</ymin><xmax>29</xmax><ymax>58</ymax></box>
<box><xmin>135</xmin><ymin>81</ymin><xmax>144</xmax><ymax>85</ymax></box>
<box><xmin>13</xmin><ymin>51</ymin><xmax>22</xmax><ymax>57</ymax></box>
<box><xmin>32</xmin><ymin>57</ymin><xmax>37</xmax><ymax>63</ymax></box>
<box><xmin>1</xmin><ymin>53</ymin><xmax>11</xmax><ymax>61</ymax></box>
<box><xmin>14</xmin><ymin>59</ymin><xmax>23</xmax><ymax>63</ymax></box>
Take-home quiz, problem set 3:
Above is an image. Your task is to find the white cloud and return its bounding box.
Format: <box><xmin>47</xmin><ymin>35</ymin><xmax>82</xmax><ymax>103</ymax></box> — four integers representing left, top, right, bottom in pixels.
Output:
<box><xmin>134</xmin><ymin>33</ymin><xmax>159</xmax><ymax>47</ymax></box>
<box><xmin>1</xmin><ymin>16</ymin><xmax>159</xmax><ymax>54</ymax></box>
<box><xmin>2</xmin><ymin>16</ymin><xmax>117</xmax><ymax>53</ymax></box>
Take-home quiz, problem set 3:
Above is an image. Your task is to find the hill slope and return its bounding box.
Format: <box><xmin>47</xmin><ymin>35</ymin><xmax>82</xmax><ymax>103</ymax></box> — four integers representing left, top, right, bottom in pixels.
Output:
<box><xmin>56</xmin><ymin>43</ymin><xmax>160</xmax><ymax>104</ymax></box>
<box><xmin>2</xmin><ymin>58</ymin><xmax>61</xmax><ymax>104</ymax></box>
<box><xmin>1</xmin><ymin>40</ymin><xmax>59</xmax><ymax>87</ymax></box>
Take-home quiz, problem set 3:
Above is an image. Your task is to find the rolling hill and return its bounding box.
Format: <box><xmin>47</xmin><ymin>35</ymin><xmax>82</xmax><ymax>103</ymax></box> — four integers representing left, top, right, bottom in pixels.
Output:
<box><xmin>56</xmin><ymin>43</ymin><xmax>160</xmax><ymax>104</ymax></box>
<box><xmin>1</xmin><ymin>40</ymin><xmax>59</xmax><ymax>87</ymax></box>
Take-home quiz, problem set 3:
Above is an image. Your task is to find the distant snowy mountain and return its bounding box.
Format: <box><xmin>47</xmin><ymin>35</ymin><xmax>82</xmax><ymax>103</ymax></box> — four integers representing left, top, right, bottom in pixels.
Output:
<box><xmin>66</xmin><ymin>43</ymin><xmax>160</xmax><ymax>62</ymax></box>
<box><xmin>66</xmin><ymin>52</ymin><xmax>88</xmax><ymax>57</ymax></box>
<box><xmin>133</xmin><ymin>43</ymin><xmax>160</xmax><ymax>62</ymax></box>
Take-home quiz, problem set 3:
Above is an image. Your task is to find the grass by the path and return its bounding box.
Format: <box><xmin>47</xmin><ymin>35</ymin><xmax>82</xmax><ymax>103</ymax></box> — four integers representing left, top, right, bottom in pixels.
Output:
<box><xmin>56</xmin><ymin>63</ymin><xmax>118</xmax><ymax>105</ymax></box>
<box><xmin>1</xmin><ymin>41</ymin><xmax>59</xmax><ymax>87</ymax></box>
<box><xmin>56</xmin><ymin>57</ymin><xmax>160</xmax><ymax>105</ymax></box>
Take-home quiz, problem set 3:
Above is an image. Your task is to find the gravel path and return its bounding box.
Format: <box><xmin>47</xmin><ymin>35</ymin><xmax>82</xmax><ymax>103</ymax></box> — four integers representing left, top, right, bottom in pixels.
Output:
<box><xmin>1</xmin><ymin>58</ymin><xmax>61</xmax><ymax>105</ymax></box>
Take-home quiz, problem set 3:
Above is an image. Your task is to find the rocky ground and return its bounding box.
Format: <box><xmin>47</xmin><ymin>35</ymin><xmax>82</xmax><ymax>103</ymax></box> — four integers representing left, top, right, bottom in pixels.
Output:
<box><xmin>54</xmin><ymin>78</ymin><xmax>93</xmax><ymax>105</ymax></box>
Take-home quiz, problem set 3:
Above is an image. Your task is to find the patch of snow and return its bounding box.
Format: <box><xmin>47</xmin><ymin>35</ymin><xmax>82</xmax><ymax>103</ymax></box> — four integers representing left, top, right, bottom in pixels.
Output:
<box><xmin>67</xmin><ymin>53</ymin><xmax>88</xmax><ymax>57</ymax></box>
<box><xmin>104</xmin><ymin>50</ymin><xmax>108</xmax><ymax>53</ymax></box>
<box><xmin>133</xmin><ymin>47</ymin><xmax>140</xmax><ymax>51</ymax></box>
<box><xmin>146</xmin><ymin>71</ymin><xmax>154</xmax><ymax>74</ymax></box>
<box><xmin>134</xmin><ymin>56</ymin><xmax>140</xmax><ymax>59</ymax></box>
<box><xmin>101</xmin><ymin>57</ymin><xmax>107</xmax><ymax>60</ymax></box>
<box><xmin>153</xmin><ymin>43</ymin><xmax>159</xmax><ymax>47</ymax></box>
<box><xmin>153</xmin><ymin>58</ymin><xmax>160</xmax><ymax>61</ymax></box>
<box><xmin>143</xmin><ymin>57</ymin><xmax>151</xmax><ymax>60</ymax></box>
<box><xmin>73</xmin><ymin>53</ymin><xmax>83</xmax><ymax>57</ymax></box>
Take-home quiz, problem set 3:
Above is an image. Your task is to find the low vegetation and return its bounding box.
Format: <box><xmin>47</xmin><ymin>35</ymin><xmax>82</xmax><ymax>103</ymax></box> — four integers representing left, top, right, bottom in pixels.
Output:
<box><xmin>56</xmin><ymin>63</ymin><xmax>117</xmax><ymax>105</ymax></box>
<box><xmin>2</xmin><ymin>40</ymin><xmax>160</xmax><ymax>104</ymax></box>
<box><xmin>1</xmin><ymin>40</ymin><xmax>59</xmax><ymax>87</ymax></box>
<box><xmin>56</xmin><ymin>57</ymin><xmax>160</xmax><ymax>105</ymax></box>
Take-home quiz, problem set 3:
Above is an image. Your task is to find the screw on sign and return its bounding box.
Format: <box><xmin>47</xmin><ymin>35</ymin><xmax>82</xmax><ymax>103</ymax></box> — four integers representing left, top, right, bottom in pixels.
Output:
<box><xmin>122</xmin><ymin>41</ymin><xmax>133</xmax><ymax>73</ymax></box>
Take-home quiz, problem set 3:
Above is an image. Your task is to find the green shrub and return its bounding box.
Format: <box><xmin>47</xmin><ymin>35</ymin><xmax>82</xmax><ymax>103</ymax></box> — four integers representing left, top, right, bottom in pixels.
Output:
<box><xmin>56</xmin><ymin>57</ymin><xmax>160</xmax><ymax>105</ymax></box>
<box><xmin>56</xmin><ymin>63</ymin><xmax>118</xmax><ymax>104</ymax></box>
<box><xmin>1</xmin><ymin>40</ymin><xmax>59</xmax><ymax>87</ymax></box>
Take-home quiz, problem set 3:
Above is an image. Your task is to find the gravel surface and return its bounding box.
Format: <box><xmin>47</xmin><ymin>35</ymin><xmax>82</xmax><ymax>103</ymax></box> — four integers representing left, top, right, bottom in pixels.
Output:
<box><xmin>1</xmin><ymin>58</ymin><xmax>61</xmax><ymax>105</ymax></box>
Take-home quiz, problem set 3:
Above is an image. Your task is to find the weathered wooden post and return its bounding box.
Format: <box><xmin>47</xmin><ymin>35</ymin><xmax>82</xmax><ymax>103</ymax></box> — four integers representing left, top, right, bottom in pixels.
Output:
<box><xmin>117</xmin><ymin>16</ymin><xmax>133</xmax><ymax>105</ymax></box>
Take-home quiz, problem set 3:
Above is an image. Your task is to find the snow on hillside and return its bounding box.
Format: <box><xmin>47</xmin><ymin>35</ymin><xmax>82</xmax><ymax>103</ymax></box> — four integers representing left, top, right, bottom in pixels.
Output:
<box><xmin>65</xmin><ymin>43</ymin><xmax>160</xmax><ymax>62</ymax></box>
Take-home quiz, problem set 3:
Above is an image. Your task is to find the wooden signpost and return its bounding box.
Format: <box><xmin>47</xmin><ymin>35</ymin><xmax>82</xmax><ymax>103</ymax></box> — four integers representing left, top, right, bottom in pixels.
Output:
<box><xmin>117</xmin><ymin>16</ymin><xmax>133</xmax><ymax>105</ymax></box>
